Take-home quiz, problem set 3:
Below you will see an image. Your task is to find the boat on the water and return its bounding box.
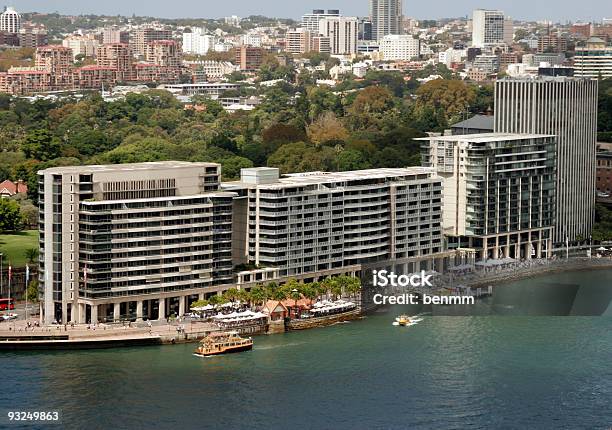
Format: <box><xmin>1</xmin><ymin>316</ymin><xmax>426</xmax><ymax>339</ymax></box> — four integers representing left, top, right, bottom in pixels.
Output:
<box><xmin>392</xmin><ymin>315</ymin><xmax>423</xmax><ymax>327</ymax></box>
<box><xmin>396</xmin><ymin>315</ymin><xmax>411</xmax><ymax>326</ymax></box>
<box><xmin>194</xmin><ymin>331</ymin><xmax>253</xmax><ymax>357</ymax></box>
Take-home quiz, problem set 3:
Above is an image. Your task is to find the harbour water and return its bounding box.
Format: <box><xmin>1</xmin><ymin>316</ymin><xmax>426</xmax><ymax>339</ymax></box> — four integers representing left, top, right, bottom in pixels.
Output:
<box><xmin>1</xmin><ymin>269</ymin><xmax>611</xmax><ymax>429</ymax></box>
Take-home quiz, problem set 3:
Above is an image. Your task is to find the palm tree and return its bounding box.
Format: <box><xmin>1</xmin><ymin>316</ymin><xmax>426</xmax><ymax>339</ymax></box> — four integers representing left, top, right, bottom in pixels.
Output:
<box><xmin>223</xmin><ymin>288</ymin><xmax>240</xmax><ymax>303</ymax></box>
<box><xmin>321</xmin><ymin>278</ymin><xmax>337</xmax><ymax>300</ymax></box>
<box><xmin>24</xmin><ymin>247</ymin><xmax>39</xmax><ymax>264</ymax></box>
<box><xmin>301</xmin><ymin>283</ymin><xmax>318</xmax><ymax>305</ymax></box>
<box><xmin>310</xmin><ymin>281</ymin><xmax>325</xmax><ymax>301</ymax></box>
<box><xmin>190</xmin><ymin>299</ymin><xmax>209</xmax><ymax>309</ymax></box>
<box><xmin>272</xmin><ymin>285</ymin><xmax>289</xmax><ymax>302</ymax></box>
<box><xmin>249</xmin><ymin>286</ymin><xmax>267</xmax><ymax>308</ymax></box>
<box><xmin>208</xmin><ymin>294</ymin><xmax>227</xmax><ymax>306</ymax></box>
<box><xmin>237</xmin><ymin>289</ymin><xmax>251</xmax><ymax>307</ymax></box>
<box><xmin>289</xmin><ymin>287</ymin><xmax>301</xmax><ymax>318</ymax></box>
<box><xmin>344</xmin><ymin>276</ymin><xmax>362</xmax><ymax>299</ymax></box>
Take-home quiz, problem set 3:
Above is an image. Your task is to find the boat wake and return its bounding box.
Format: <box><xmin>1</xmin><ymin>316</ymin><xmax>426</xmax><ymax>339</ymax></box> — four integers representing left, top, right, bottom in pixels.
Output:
<box><xmin>392</xmin><ymin>316</ymin><xmax>424</xmax><ymax>327</ymax></box>
<box><xmin>255</xmin><ymin>342</ymin><xmax>305</xmax><ymax>350</ymax></box>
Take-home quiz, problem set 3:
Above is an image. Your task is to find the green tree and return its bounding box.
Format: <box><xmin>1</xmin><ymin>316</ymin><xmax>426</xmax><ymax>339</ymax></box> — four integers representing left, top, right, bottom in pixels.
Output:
<box><xmin>190</xmin><ymin>299</ymin><xmax>209</xmax><ymax>309</ymax></box>
<box><xmin>26</xmin><ymin>280</ymin><xmax>39</xmax><ymax>303</ymax></box>
<box><xmin>301</xmin><ymin>283</ymin><xmax>318</xmax><ymax>304</ymax></box>
<box><xmin>208</xmin><ymin>294</ymin><xmax>228</xmax><ymax>306</ymax></box>
<box><xmin>249</xmin><ymin>286</ymin><xmax>268</xmax><ymax>307</ymax></box>
<box><xmin>268</xmin><ymin>141</ymin><xmax>336</xmax><ymax>174</ymax></box>
<box><xmin>415</xmin><ymin>79</ymin><xmax>476</xmax><ymax>120</ymax></box>
<box><xmin>22</xmin><ymin>129</ymin><xmax>61</xmax><ymax>161</ymax></box>
<box><xmin>220</xmin><ymin>156</ymin><xmax>253</xmax><ymax>180</ymax></box>
<box><xmin>24</xmin><ymin>247</ymin><xmax>39</xmax><ymax>264</ymax></box>
<box><xmin>346</xmin><ymin>86</ymin><xmax>396</xmax><ymax>131</ymax></box>
<box><xmin>336</xmin><ymin>149</ymin><xmax>371</xmax><ymax>171</ymax></box>
<box><xmin>306</xmin><ymin>112</ymin><xmax>349</xmax><ymax>147</ymax></box>
<box><xmin>222</xmin><ymin>288</ymin><xmax>240</xmax><ymax>303</ymax></box>
<box><xmin>0</xmin><ymin>198</ymin><xmax>25</xmax><ymax>232</ymax></box>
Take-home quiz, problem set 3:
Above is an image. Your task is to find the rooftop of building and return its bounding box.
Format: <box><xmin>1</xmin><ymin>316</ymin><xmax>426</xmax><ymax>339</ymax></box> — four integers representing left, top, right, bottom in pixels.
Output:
<box><xmin>39</xmin><ymin>161</ymin><xmax>219</xmax><ymax>175</ymax></box>
<box><xmin>416</xmin><ymin>132</ymin><xmax>555</xmax><ymax>142</ymax></box>
<box><xmin>224</xmin><ymin>167</ymin><xmax>439</xmax><ymax>190</ymax></box>
<box><xmin>497</xmin><ymin>76</ymin><xmax>597</xmax><ymax>82</ymax></box>
<box><xmin>450</xmin><ymin>114</ymin><xmax>494</xmax><ymax>131</ymax></box>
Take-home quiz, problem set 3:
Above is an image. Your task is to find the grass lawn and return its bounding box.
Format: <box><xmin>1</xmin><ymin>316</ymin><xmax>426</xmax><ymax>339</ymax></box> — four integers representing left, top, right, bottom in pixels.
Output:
<box><xmin>0</xmin><ymin>230</ymin><xmax>39</xmax><ymax>268</ymax></box>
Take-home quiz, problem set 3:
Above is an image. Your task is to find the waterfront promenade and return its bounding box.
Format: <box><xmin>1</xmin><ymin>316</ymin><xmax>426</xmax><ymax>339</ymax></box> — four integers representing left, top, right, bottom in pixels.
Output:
<box><xmin>0</xmin><ymin>318</ymin><xmax>222</xmax><ymax>349</ymax></box>
<box><xmin>450</xmin><ymin>257</ymin><xmax>612</xmax><ymax>288</ymax></box>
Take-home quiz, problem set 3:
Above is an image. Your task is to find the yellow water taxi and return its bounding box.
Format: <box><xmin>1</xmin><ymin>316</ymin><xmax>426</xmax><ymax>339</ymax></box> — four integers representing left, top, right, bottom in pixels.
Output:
<box><xmin>396</xmin><ymin>315</ymin><xmax>411</xmax><ymax>326</ymax></box>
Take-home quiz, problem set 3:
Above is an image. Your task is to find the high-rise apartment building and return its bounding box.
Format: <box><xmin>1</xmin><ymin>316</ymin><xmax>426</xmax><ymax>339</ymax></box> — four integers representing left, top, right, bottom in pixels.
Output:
<box><xmin>574</xmin><ymin>37</ymin><xmax>612</xmax><ymax>78</ymax></box>
<box><xmin>420</xmin><ymin>133</ymin><xmax>556</xmax><ymax>259</ymax></box>
<box><xmin>96</xmin><ymin>43</ymin><xmax>135</xmax><ymax>81</ymax></box>
<box><xmin>537</xmin><ymin>33</ymin><xmax>568</xmax><ymax>54</ymax></box>
<box><xmin>369</xmin><ymin>0</ymin><xmax>403</xmax><ymax>41</ymax></box>
<box><xmin>318</xmin><ymin>17</ymin><xmax>358</xmax><ymax>55</ymax></box>
<box><xmin>223</xmin><ymin>167</ymin><xmax>445</xmax><ymax>278</ymax></box>
<box><xmin>62</xmin><ymin>34</ymin><xmax>99</xmax><ymax>60</ymax></box>
<box><xmin>312</xmin><ymin>36</ymin><xmax>331</xmax><ymax>54</ymax></box>
<box><xmin>471</xmin><ymin>9</ymin><xmax>513</xmax><ymax>48</ymax></box>
<box><xmin>236</xmin><ymin>45</ymin><xmax>264</xmax><ymax>71</ymax></box>
<box><xmin>182</xmin><ymin>27</ymin><xmax>215</xmax><ymax>55</ymax></box>
<box><xmin>472</xmin><ymin>54</ymin><xmax>501</xmax><ymax>73</ymax></box>
<box><xmin>18</xmin><ymin>23</ymin><xmax>48</xmax><ymax>48</ymax></box>
<box><xmin>0</xmin><ymin>6</ymin><xmax>20</xmax><ymax>33</ymax></box>
<box><xmin>145</xmin><ymin>40</ymin><xmax>182</xmax><ymax>67</ymax></box>
<box><xmin>494</xmin><ymin>77</ymin><xmax>599</xmax><ymax>243</ymax></box>
<box><xmin>132</xmin><ymin>26</ymin><xmax>173</xmax><ymax>58</ymax></box>
<box><xmin>39</xmin><ymin>162</ymin><xmax>459</xmax><ymax>324</ymax></box>
<box><xmin>301</xmin><ymin>9</ymin><xmax>340</xmax><ymax>32</ymax></box>
<box><xmin>35</xmin><ymin>45</ymin><xmax>74</xmax><ymax>89</ymax></box>
<box><xmin>286</xmin><ymin>28</ymin><xmax>312</xmax><ymax>54</ymax></box>
<box><xmin>379</xmin><ymin>34</ymin><xmax>420</xmax><ymax>60</ymax></box>
<box><xmin>38</xmin><ymin>162</ymin><xmax>234</xmax><ymax>324</ymax></box>
<box><xmin>102</xmin><ymin>27</ymin><xmax>129</xmax><ymax>45</ymax></box>
<box><xmin>358</xmin><ymin>19</ymin><xmax>373</xmax><ymax>41</ymax></box>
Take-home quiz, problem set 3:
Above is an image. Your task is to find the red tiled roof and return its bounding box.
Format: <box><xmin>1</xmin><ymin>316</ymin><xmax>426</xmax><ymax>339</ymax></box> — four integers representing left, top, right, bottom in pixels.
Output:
<box><xmin>0</xmin><ymin>179</ymin><xmax>27</xmax><ymax>196</ymax></box>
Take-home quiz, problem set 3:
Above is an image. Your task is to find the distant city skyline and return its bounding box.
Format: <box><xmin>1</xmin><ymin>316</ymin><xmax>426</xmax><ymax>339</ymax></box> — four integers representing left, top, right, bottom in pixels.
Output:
<box><xmin>9</xmin><ymin>0</ymin><xmax>612</xmax><ymax>23</ymax></box>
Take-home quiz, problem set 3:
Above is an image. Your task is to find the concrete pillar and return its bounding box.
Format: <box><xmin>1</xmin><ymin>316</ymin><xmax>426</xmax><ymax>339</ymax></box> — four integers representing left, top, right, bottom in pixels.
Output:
<box><xmin>525</xmin><ymin>242</ymin><xmax>532</xmax><ymax>260</ymax></box>
<box><xmin>158</xmin><ymin>298</ymin><xmax>166</xmax><ymax>320</ymax></box>
<box><xmin>114</xmin><ymin>302</ymin><xmax>121</xmax><ymax>322</ymax></box>
<box><xmin>536</xmin><ymin>240</ymin><xmax>542</xmax><ymax>259</ymax></box>
<box><xmin>78</xmin><ymin>303</ymin><xmax>86</xmax><ymax>324</ymax></box>
<box><xmin>61</xmin><ymin>301</ymin><xmax>68</xmax><ymax>324</ymax></box>
<box><xmin>178</xmin><ymin>296</ymin><xmax>185</xmax><ymax>317</ymax></box>
<box><xmin>198</xmin><ymin>292</ymin><xmax>205</xmax><ymax>301</ymax></box>
<box><xmin>91</xmin><ymin>304</ymin><xmax>98</xmax><ymax>324</ymax></box>
<box><xmin>136</xmin><ymin>301</ymin><xmax>143</xmax><ymax>321</ymax></box>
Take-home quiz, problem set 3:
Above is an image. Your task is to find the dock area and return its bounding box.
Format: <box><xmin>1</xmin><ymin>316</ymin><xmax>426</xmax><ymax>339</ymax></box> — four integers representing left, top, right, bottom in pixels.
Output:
<box><xmin>0</xmin><ymin>320</ymin><xmax>227</xmax><ymax>350</ymax></box>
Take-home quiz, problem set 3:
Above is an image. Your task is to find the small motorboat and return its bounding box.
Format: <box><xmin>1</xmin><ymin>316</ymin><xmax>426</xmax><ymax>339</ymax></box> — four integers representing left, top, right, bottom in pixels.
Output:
<box><xmin>392</xmin><ymin>315</ymin><xmax>423</xmax><ymax>327</ymax></box>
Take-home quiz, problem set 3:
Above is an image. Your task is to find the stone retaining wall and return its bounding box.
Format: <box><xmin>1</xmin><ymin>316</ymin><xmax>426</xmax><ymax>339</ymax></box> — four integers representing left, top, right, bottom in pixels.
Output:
<box><xmin>287</xmin><ymin>309</ymin><xmax>361</xmax><ymax>331</ymax></box>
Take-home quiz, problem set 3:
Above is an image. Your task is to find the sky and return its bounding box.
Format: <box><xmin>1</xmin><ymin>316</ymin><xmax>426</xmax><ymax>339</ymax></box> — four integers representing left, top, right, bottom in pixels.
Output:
<box><xmin>10</xmin><ymin>0</ymin><xmax>612</xmax><ymax>23</ymax></box>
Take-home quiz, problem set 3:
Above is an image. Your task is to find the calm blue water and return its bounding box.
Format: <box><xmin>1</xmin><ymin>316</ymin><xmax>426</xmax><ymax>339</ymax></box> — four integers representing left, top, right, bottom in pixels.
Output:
<box><xmin>1</xmin><ymin>270</ymin><xmax>611</xmax><ymax>429</ymax></box>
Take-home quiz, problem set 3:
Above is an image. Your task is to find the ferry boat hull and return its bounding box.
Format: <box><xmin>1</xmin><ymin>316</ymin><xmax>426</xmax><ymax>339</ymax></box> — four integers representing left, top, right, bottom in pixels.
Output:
<box><xmin>194</xmin><ymin>342</ymin><xmax>253</xmax><ymax>357</ymax></box>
